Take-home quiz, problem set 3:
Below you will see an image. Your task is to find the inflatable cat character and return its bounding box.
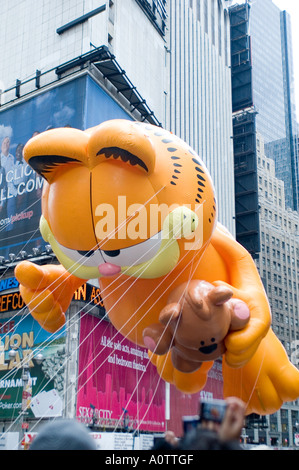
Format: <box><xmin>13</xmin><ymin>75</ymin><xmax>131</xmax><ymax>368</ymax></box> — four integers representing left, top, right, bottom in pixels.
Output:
<box><xmin>15</xmin><ymin>119</ymin><xmax>299</xmax><ymax>416</ymax></box>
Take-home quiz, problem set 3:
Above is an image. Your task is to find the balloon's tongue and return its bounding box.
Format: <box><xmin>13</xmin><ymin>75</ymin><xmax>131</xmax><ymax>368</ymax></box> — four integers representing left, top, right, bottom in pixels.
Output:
<box><xmin>98</xmin><ymin>263</ymin><xmax>121</xmax><ymax>276</ymax></box>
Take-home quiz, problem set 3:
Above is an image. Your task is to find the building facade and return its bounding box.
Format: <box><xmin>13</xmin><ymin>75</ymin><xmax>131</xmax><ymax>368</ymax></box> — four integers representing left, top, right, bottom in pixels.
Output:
<box><xmin>0</xmin><ymin>0</ymin><xmax>235</xmax><ymax>232</ymax></box>
<box><xmin>249</xmin><ymin>0</ymin><xmax>299</xmax><ymax>212</ymax></box>
<box><xmin>253</xmin><ymin>133</ymin><xmax>299</xmax><ymax>447</ymax></box>
<box><xmin>225</xmin><ymin>1</ymin><xmax>299</xmax><ymax>447</ymax></box>
<box><xmin>168</xmin><ymin>0</ymin><xmax>235</xmax><ymax>234</ymax></box>
<box><xmin>227</xmin><ymin>2</ymin><xmax>260</xmax><ymax>258</ymax></box>
<box><xmin>0</xmin><ymin>0</ymin><xmax>236</xmax><ymax>449</ymax></box>
<box><xmin>0</xmin><ymin>0</ymin><xmax>167</xmax><ymax>125</ymax></box>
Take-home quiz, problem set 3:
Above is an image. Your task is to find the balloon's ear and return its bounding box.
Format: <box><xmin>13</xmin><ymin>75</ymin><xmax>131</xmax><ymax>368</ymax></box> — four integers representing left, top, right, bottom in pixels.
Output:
<box><xmin>23</xmin><ymin>127</ymin><xmax>89</xmax><ymax>183</ymax></box>
<box><xmin>206</xmin><ymin>285</ymin><xmax>233</xmax><ymax>306</ymax></box>
<box><xmin>159</xmin><ymin>303</ymin><xmax>181</xmax><ymax>329</ymax></box>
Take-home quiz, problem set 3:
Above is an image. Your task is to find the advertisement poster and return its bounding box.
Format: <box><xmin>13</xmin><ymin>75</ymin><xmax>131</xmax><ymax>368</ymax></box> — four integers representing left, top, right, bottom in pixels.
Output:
<box><xmin>0</xmin><ymin>74</ymin><xmax>131</xmax><ymax>259</ymax></box>
<box><xmin>76</xmin><ymin>314</ymin><xmax>166</xmax><ymax>433</ymax></box>
<box><xmin>0</xmin><ymin>313</ymin><xmax>65</xmax><ymax>420</ymax></box>
<box><xmin>0</xmin><ymin>76</ymin><xmax>86</xmax><ymax>258</ymax></box>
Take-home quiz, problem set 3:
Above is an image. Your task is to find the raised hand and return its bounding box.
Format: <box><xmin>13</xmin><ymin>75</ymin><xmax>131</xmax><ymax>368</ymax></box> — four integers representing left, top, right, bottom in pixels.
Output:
<box><xmin>15</xmin><ymin>261</ymin><xmax>85</xmax><ymax>333</ymax></box>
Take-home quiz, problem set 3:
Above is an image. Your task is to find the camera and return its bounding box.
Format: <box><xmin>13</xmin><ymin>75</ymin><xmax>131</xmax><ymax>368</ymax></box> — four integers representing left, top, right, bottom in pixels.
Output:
<box><xmin>182</xmin><ymin>415</ymin><xmax>200</xmax><ymax>434</ymax></box>
<box><xmin>199</xmin><ymin>399</ymin><xmax>227</xmax><ymax>423</ymax></box>
<box><xmin>182</xmin><ymin>399</ymin><xmax>227</xmax><ymax>435</ymax></box>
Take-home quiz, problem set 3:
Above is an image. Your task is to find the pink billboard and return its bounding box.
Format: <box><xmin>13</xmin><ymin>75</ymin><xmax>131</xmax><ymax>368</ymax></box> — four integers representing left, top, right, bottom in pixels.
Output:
<box><xmin>168</xmin><ymin>360</ymin><xmax>224</xmax><ymax>436</ymax></box>
<box><xmin>76</xmin><ymin>314</ymin><xmax>166</xmax><ymax>433</ymax></box>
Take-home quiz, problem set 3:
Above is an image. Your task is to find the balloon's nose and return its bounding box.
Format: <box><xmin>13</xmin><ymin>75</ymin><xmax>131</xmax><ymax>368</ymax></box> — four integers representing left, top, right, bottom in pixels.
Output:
<box><xmin>98</xmin><ymin>263</ymin><xmax>121</xmax><ymax>277</ymax></box>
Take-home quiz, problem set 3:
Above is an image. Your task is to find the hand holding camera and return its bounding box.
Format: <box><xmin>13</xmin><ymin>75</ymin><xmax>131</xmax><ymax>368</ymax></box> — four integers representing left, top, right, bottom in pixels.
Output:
<box><xmin>182</xmin><ymin>396</ymin><xmax>246</xmax><ymax>444</ymax></box>
<box><xmin>200</xmin><ymin>397</ymin><xmax>246</xmax><ymax>442</ymax></box>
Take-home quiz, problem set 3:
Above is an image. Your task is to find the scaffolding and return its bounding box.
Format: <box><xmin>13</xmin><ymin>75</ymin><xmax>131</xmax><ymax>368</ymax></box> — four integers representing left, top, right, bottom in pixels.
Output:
<box><xmin>229</xmin><ymin>2</ymin><xmax>260</xmax><ymax>258</ymax></box>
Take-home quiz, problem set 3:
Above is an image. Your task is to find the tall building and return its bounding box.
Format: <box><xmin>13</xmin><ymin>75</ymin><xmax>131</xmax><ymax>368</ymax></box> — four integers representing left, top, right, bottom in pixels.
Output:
<box><xmin>254</xmin><ymin>133</ymin><xmax>299</xmax><ymax>447</ymax></box>
<box><xmin>168</xmin><ymin>0</ymin><xmax>235</xmax><ymax>234</ymax></box>
<box><xmin>0</xmin><ymin>0</ymin><xmax>167</xmax><ymax>124</ymax></box>
<box><xmin>249</xmin><ymin>0</ymin><xmax>299</xmax><ymax>212</ymax></box>
<box><xmin>0</xmin><ymin>0</ymin><xmax>168</xmax><ymax>447</ymax></box>
<box><xmin>227</xmin><ymin>1</ymin><xmax>299</xmax><ymax>447</ymax></box>
<box><xmin>0</xmin><ymin>0</ymin><xmax>235</xmax><ymax>239</ymax></box>
<box><xmin>0</xmin><ymin>0</ymin><xmax>236</xmax><ymax>448</ymax></box>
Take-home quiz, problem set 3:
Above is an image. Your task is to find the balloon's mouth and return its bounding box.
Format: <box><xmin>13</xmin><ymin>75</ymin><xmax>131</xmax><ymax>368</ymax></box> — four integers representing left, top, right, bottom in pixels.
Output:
<box><xmin>198</xmin><ymin>343</ymin><xmax>218</xmax><ymax>355</ymax></box>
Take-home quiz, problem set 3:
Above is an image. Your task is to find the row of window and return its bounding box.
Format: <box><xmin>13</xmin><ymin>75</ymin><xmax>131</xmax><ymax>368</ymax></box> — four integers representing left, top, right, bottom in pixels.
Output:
<box><xmin>259</xmin><ymin>177</ymin><xmax>282</xmax><ymax>195</ymax></box>
<box><xmin>268</xmin><ymin>284</ymin><xmax>297</xmax><ymax>304</ymax></box>
<box><xmin>260</xmin><ymin>257</ymin><xmax>298</xmax><ymax>278</ymax></box>
<box><xmin>268</xmin><ymin>409</ymin><xmax>299</xmax><ymax>438</ymax></box>
<box><xmin>261</xmin><ymin>232</ymin><xmax>299</xmax><ymax>256</ymax></box>
<box><xmin>265</xmin><ymin>279</ymin><xmax>298</xmax><ymax>299</ymax></box>
<box><xmin>261</xmin><ymin>246</ymin><xmax>298</xmax><ymax>268</ymax></box>
<box><xmin>274</xmin><ymin>325</ymin><xmax>299</xmax><ymax>340</ymax></box>
<box><xmin>274</xmin><ymin>310</ymin><xmax>298</xmax><ymax>324</ymax></box>
<box><xmin>260</xmin><ymin>206</ymin><xmax>298</xmax><ymax>233</ymax></box>
<box><xmin>263</xmin><ymin>270</ymin><xmax>298</xmax><ymax>290</ymax></box>
<box><xmin>189</xmin><ymin>0</ymin><xmax>228</xmax><ymax>60</ymax></box>
<box><xmin>135</xmin><ymin>0</ymin><xmax>167</xmax><ymax>35</ymax></box>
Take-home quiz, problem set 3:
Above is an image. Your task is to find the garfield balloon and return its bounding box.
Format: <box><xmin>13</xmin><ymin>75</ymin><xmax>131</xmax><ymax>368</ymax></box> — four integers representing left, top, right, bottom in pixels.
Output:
<box><xmin>15</xmin><ymin>119</ymin><xmax>299</xmax><ymax>415</ymax></box>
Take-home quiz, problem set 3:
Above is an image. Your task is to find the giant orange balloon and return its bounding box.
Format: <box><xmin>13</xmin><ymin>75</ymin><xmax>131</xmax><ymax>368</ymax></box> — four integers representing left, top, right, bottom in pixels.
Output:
<box><xmin>15</xmin><ymin>119</ymin><xmax>299</xmax><ymax>415</ymax></box>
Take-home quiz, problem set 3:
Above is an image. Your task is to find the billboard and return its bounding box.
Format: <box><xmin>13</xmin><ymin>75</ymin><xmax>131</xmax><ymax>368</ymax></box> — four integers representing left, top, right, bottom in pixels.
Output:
<box><xmin>76</xmin><ymin>313</ymin><xmax>224</xmax><ymax>437</ymax></box>
<box><xmin>76</xmin><ymin>314</ymin><xmax>166</xmax><ymax>433</ymax></box>
<box><xmin>0</xmin><ymin>76</ymin><xmax>86</xmax><ymax>259</ymax></box>
<box><xmin>0</xmin><ymin>313</ymin><xmax>66</xmax><ymax>420</ymax></box>
<box><xmin>0</xmin><ymin>74</ymin><xmax>131</xmax><ymax>259</ymax></box>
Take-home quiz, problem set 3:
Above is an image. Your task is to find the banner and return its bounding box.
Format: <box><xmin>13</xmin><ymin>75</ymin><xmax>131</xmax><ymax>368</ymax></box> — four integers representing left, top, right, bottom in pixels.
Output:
<box><xmin>0</xmin><ymin>314</ymin><xmax>66</xmax><ymax>420</ymax></box>
<box><xmin>76</xmin><ymin>314</ymin><xmax>166</xmax><ymax>433</ymax></box>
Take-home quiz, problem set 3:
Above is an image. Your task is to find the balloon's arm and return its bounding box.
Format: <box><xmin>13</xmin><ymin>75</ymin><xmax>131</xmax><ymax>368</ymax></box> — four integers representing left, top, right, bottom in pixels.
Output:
<box><xmin>149</xmin><ymin>351</ymin><xmax>214</xmax><ymax>395</ymax></box>
<box><xmin>15</xmin><ymin>261</ymin><xmax>86</xmax><ymax>333</ymax></box>
<box><xmin>210</xmin><ymin>224</ymin><xmax>271</xmax><ymax>368</ymax></box>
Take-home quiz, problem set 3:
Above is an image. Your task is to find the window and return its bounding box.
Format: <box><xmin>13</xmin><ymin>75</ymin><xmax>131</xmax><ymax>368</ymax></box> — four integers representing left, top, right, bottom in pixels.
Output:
<box><xmin>135</xmin><ymin>0</ymin><xmax>167</xmax><ymax>35</ymax></box>
<box><xmin>196</xmin><ymin>0</ymin><xmax>201</xmax><ymax>21</ymax></box>
<box><xmin>218</xmin><ymin>2</ymin><xmax>222</xmax><ymax>54</ymax></box>
<box><xmin>224</xmin><ymin>10</ymin><xmax>228</xmax><ymax>65</ymax></box>
<box><xmin>204</xmin><ymin>0</ymin><xmax>208</xmax><ymax>33</ymax></box>
<box><xmin>212</xmin><ymin>0</ymin><xmax>216</xmax><ymax>45</ymax></box>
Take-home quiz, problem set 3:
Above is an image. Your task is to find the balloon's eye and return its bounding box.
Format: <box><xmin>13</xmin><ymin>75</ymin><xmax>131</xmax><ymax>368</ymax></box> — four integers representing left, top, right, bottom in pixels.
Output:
<box><xmin>77</xmin><ymin>250</ymin><xmax>95</xmax><ymax>258</ymax></box>
<box><xmin>103</xmin><ymin>250</ymin><xmax>121</xmax><ymax>257</ymax></box>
